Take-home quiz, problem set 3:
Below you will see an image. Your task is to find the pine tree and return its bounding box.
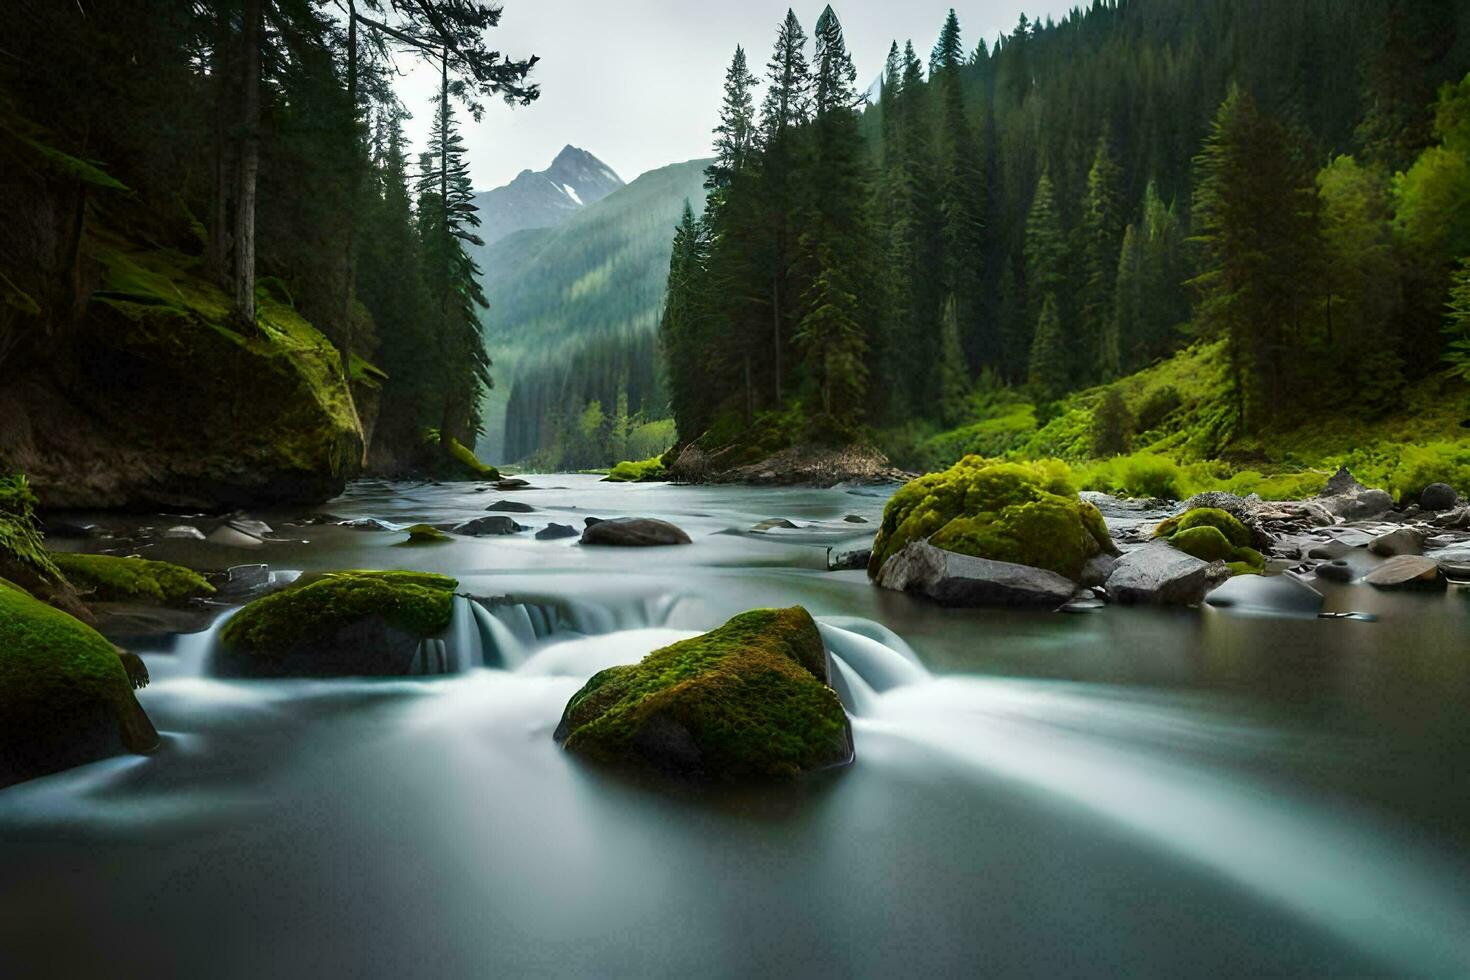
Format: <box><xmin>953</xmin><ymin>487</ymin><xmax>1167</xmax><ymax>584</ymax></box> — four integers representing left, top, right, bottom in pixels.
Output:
<box><xmin>1080</xmin><ymin>132</ymin><xmax>1125</xmax><ymax>380</ymax></box>
<box><xmin>707</xmin><ymin>46</ymin><xmax>759</xmax><ymax>195</ymax></box>
<box><xmin>661</xmin><ymin>202</ymin><xmax>711</xmax><ymax>441</ymax></box>
<box><xmin>937</xmin><ymin>294</ymin><xmax>972</xmax><ymax>426</ymax></box>
<box><xmin>1443</xmin><ymin>257</ymin><xmax>1470</xmax><ymax>382</ymax></box>
<box><xmin>761</xmin><ymin>9</ymin><xmax>811</xmax><ymax>141</ymax></box>
<box><xmin>1028</xmin><ymin>293</ymin><xmax>1067</xmax><ymax>401</ymax></box>
<box><xmin>1024</xmin><ymin>169</ymin><xmax>1066</xmax><ymax>343</ymax></box>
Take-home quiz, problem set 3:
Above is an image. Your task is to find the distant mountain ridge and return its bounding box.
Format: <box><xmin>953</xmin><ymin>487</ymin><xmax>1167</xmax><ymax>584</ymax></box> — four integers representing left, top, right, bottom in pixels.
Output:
<box><xmin>473</xmin><ymin>145</ymin><xmax>624</xmax><ymax>246</ymax></box>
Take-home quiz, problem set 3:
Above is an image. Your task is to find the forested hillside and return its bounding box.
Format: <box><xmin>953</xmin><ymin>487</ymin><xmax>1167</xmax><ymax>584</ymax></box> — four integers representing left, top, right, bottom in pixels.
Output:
<box><xmin>0</xmin><ymin>1</ymin><xmax>533</xmax><ymax>505</ymax></box>
<box><xmin>662</xmin><ymin>0</ymin><xmax>1470</xmax><ymax>493</ymax></box>
<box><xmin>483</xmin><ymin>157</ymin><xmax>709</xmax><ymax>465</ymax></box>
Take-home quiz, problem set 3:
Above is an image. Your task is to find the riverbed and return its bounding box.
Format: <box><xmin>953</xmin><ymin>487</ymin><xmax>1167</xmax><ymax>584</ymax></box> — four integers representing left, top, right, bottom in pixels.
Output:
<box><xmin>2</xmin><ymin>475</ymin><xmax>1468</xmax><ymax>977</ymax></box>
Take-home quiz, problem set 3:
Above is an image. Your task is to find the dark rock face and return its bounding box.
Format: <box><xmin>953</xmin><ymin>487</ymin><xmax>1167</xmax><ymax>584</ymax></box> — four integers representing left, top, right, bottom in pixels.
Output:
<box><xmin>1104</xmin><ymin>541</ymin><xmax>1230</xmax><ymax>606</ymax></box>
<box><xmin>874</xmin><ymin>540</ymin><xmax>1077</xmax><ymax>608</ymax></box>
<box><xmin>1316</xmin><ymin>559</ymin><xmax>1354</xmax><ymax>583</ymax></box>
<box><xmin>1420</xmin><ymin>483</ymin><xmax>1459</xmax><ymax>512</ymax></box>
<box><xmin>451</xmin><ymin>516</ymin><xmax>527</xmax><ymax>536</ymax></box>
<box><xmin>1364</xmin><ymin>555</ymin><xmax>1445</xmax><ymax>589</ymax></box>
<box><xmin>554</xmin><ymin>607</ymin><xmax>852</xmax><ymax>779</ymax></box>
<box><xmin>486</xmin><ymin>500</ymin><xmax>536</xmax><ymax>513</ymax></box>
<box><xmin>536</xmin><ymin>523</ymin><xmax>579</xmax><ymax>540</ymax></box>
<box><xmin>1079</xmin><ymin>552</ymin><xmax>1120</xmax><ymax>588</ymax></box>
<box><xmin>580</xmin><ymin>517</ymin><xmax>692</xmax><ymax>547</ymax></box>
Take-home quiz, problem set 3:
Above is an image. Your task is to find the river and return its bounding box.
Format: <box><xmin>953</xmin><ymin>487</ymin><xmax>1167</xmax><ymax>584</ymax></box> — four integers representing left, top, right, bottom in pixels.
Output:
<box><xmin>2</xmin><ymin>475</ymin><xmax>1468</xmax><ymax>977</ymax></box>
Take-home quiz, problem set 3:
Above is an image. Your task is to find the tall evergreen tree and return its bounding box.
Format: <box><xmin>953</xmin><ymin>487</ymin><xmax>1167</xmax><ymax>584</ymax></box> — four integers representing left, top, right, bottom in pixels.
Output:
<box><xmin>707</xmin><ymin>46</ymin><xmax>759</xmax><ymax>195</ymax></box>
<box><xmin>1029</xmin><ymin>293</ymin><xmax>1067</xmax><ymax>401</ymax></box>
<box><xmin>1080</xmin><ymin>132</ymin><xmax>1125</xmax><ymax>380</ymax></box>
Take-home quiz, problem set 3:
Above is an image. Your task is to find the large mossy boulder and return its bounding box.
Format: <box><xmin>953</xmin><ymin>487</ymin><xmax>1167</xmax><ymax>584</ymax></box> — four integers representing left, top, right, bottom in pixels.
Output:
<box><xmin>0</xmin><ymin>578</ymin><xmax>158</xmax><ymax>787</ymax></box>
<box><xmin>1154</xmin><ymin>508</ymin><xmax>1264</xmax><ymax>575</ymax></box>
<box><xmin>217</xmin><ymin>570</ymin><xmax>457</xmax><ymax>677</ymax></box>
<box><xmin>868</xmin><ymin>457</ymin><xmax>1117</xmax><ymax>582</ymax></box>
<box><xmin>0</xmin><ymin>244</ymin><xmax>364</xmax><ymax>510</ymax></box>
<box><xmin>52</xmin><ymin>553</ymin><xmax>214</xmax><ymax>604</ymax></box>
<box><xmin>554</xmin><ymin>607</ymin><xmax>852</xmax><ymax>779</ymax></box>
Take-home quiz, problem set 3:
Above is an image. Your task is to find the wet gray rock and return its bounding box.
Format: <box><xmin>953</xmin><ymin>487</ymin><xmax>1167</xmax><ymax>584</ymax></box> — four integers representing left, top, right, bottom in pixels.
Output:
<box><xmin>1364</xmin><ymin>555</ymin><xmax>1445</xmax><ymax>589</ymax></box>
<box><xmin>1420</xmin><ymin>483</ymin><xmax>1459</xmax><ymax>512</ymax></box>
<box><xmin>1307</xmin><ymin>540</ymin><xmax>1354</xmax><ymax>560</ymax></box>
<box><xmin>874</xmin><ymin>540</ymin><xmax>1076</xmax><ymax>608</ymax></box>
<box><xmin>751</xmin><ymin>518</ymin><xmax>800</xmax><ymax>531</ymax></box>
<box><xmin>163</xmin><ymin>525</ymin><xmax>206</xmax><ymax>541</ymax></box>
<box><xmin>1079</xmin><ymin>552</ymin><xmax>1120</xmax><ymax>588</ymax></box>
<box><xmin>486</xmin><ymin>500</ymin><xmax>536</xmax><ymax>513</ymax></box>
<box><xmin>536</xmin><ymin>523</ymin><xmax>579</xmax><ymax>541</ymax></box>
<box><xmin>1315</xmin><ymin>559</ymin><xmax>1354</xmax><ymax>583</ymax></box>
<box><xmin>580</xmin><ymin>517</ymin><xmax>692</xmax><ymax>547</ymax></box>
<box><xmin>224</xmin><ymin>516</ymin><xmax>273</xmax><ymax>538</ymax></box>
<box><xmin>206</xmin><ymin>524</ymin><xmax>263</xmax><ymax>548</ymax></box>
<box><xmin>451</xmin><ymin>516</ymin><xmax>526</xmax><ymax>536</ymax></box>
<box><xmin>1104</xmin><ymin>541</ymin><xmax>1230</xmax><ymax>606</ymax></box>
<box><xmin>843</xmin><ymin>514</ymin><xmax>869</xmax><ymax>524</ymax></box>
<box><xmin>1368</xmin><ymin>527</ymin><xmax>1426</xmax><ymax>558</ymax></box>
<box><xmin>226</xmin><ymin>564</ymin><xmax>271</xmax><ymax>591</ymax></box>
<box><xmin>1322</xmin><ymin>466</ymin><xmax>1365</xmax><ymax>497</ymax></box>
<box><xmin>1206</xmin><ymin>574</ymin><xmax>1324</xmax><ymax>617</ymax></box>
<box><xmin>826</xmin><ymin>539</ymin><xmax>873</xmax><ymax>571</ymax></box>
<box><xmin>338</xmin><ymin>517</ymin><xmax>396</xmax><ymax>531</ymax></box>
<box><xmin>1318</xmin><ymin>486</ymin><xmax>1394</xmax><ymax>521</ymax></box>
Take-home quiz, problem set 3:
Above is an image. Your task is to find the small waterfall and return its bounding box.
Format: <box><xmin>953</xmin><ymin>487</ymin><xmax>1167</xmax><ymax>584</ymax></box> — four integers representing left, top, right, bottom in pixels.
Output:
<box><xmin>828</xmin><ymin>655</ymin><xmax>880</xmax><ymax>716</ymax></box>
<box><xmin>149</xmin><ymin>608</ymin><xmax>239</xmax><ymax>683</ymax></box>
<box><xmin>817</xmin><ymin>621</ymin><xmax>929</xmax><ymax>694</ymax></box>
<box><xmin>445</xmin><ymin>595</ymin><xmax>483</xmax><ymax>671</ymax></box>
<box><xmin>472</xmin><ymin>600</ymin><xmax>527</xmax><ymax>668</ymax></box>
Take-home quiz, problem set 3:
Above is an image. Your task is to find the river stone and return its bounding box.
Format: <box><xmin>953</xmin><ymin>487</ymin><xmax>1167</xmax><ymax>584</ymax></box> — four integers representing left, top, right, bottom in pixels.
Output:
<box><xmin>1079</xmin><ymin>552</ymin><xmax>1119</xmax><ymax>588</ymax></box>
<box><xmin>495</xmin><ymin>478</ymin><xmax>532</xmax><ymax>491</ymax></box>
<box><xmin>827</xmin><ymin>538</ymin><xmax>873</xmax><ymax>571</ymax></box>
<box><xmin>164</xmin><ymin>525</ymin><xmax>206</xmax><ymax>541</ymax></box>
<box><xmin>1104</xmin><ymin>540</ymin><xmax>1230</xmax><ymax>606</ymax></box>
<box><xmin>1206</xmin><ymin>573</ymin><xmax>1324</xmax><ymax>617</ymax></box>
<box><xmin>843</xmin><ymin>515</ymin><xmax>869</xmax><ymax>524</ymax></box>
<box><xmin>751</xmin><ymin>518</ymin><xmax>800</xmax><ymax>531</ymax></box>
<box><xmin>338</xmin><ymin>517</ymin><xmax>395</xmax><ymax>531</ymax></box>
<box><xmin>1322</xmin><ymin>466</ymin><xmax>1365</xmax><ymax>496</ymax></box>
<box><xmin>1315</xmin><ymin>559</ymin><xmax>1354</xmax><ymax>583</ymax></box>
<box><xmin>874</xmin><ymin>540</ymin><xmax>1076</xmax><ymax>608</ymax></box>
<box><xmin>486</xmin><ymin>500</ymin><xmax>536</xmax><ymax>513</ymax></box>
<box><xmin>225</xmin><ymin>516</ymin><xmax>273</xmax><ymax>538</ymax></box>
<box><xmin>206</xmin><ymin>524</ymin><xmax>263</xmax><ymax>547</ymax></box>
<box><xmin>1363</xmin><ymin>555</ymin><xmax>1445</xmax><ymax>589</ymax></box>
<box><xmin>1307</xmin><ymin>540</ymin><xmax>1354</xmax><ymax>560</ymax></box>
<box><xmin>451</xmin><ymin>516</ymin><xmax>526</xmax><ymax>536</ymax></box>
<box><xmin>226</xmin><ymin>563</ymin><xmax>271</xmax><ymax>591</ymax></box>
<box><xmin>536</xmin><ymin>523</ymin><xmax>579</xmax><ymax>541</ymax></box>
<box><xmin>1318</xmin><ymin>486</ymin><xmax>1394</xmax><ymax>521</ymax></box>
<box><xmin>1368</xmin><ymin>527</ymin><xmax>1426</xmax><ymax>558</ymax></box>
<box><xmin>1420</xmin><ymin>483</ymin><xmax>1459</xmax><ymax>512</ymax></box>
<box><xmin>580</xmin><ymin>517</ymin><xmax>692</xmax><ymax>547</ymax></box>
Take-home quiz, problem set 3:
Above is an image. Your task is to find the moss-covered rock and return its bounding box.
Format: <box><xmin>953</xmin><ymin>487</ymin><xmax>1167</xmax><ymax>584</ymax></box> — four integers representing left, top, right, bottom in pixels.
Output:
<box><xmin>554</xmin><ymin>607</ymin><xmax>853</xmax><ymax>779</ymax></box>
<box><xmin>401</xmin><ymin>523</ymin><xmax>452</xmax><ymax>545</ymax></box>
<box><xmin>0</xmin><ymin>578</ymin><xmax>158</xmax><ymax>787</ymax></box>
<box><xmin>52</xmin><ymin>553</ymin><xmax>214</xmax><ymax>604</ymax></box>
<box><xmin>1154</xmin><ymin>508</ymin><xmax>1263</xmax><ymax>575</ymax></box>
<box><xmin>0</xmin><ymin>241</ymin><xmax>364</xmax><ymax>510</ymax></box>
<box><xmin>605</xmin><ymin>455</ymin><xmax>667</xmax><ymax>482</ymax></box>
<box><xmin>446</xmin><ymin>436</ymin><xmax>501</xmax><ymax>481</ymax></box>
<box><xmin>868</xmin><ymin>456</ymin><xmax>1117</xmax><ymax>581</ymax></box>
<box><xmin>217</xmin><ymin>570</ymin><xmax>457</xmax><ymax>677</ymax></box>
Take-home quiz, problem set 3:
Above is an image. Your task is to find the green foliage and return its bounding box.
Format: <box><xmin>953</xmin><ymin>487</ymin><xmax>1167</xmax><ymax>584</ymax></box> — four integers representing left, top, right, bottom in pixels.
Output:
<box><xmin>1387</xmin><ymin>443</ymin><xmax>1470</xmax><ymax>499</ymax></box>
<box><xmin>1091</xmin><ymin>387</ymin><xmax>1132</xmax><ymax>457</ymax></box>
<box><xmin>1444</xmin><ymin>258</ymin><xmax>1470</xmax><ymax>381</ymax></box>
<box><xmin>221</xmin><ymin>570</ymin><xmax>457</xmax><ymax>656</ymax></box>
<box><xmin>605</xmin><ymin>455</ymin><xmax>667</xmax><ymax>482</ymax></box>
<box><xmin>52</xmin><ymin>554</ymin><xmax>214</xmax><ymax>604</ymax></box>
<box><xmin>557</xmin><ymin>606</ymin><xmax>848</xmax><ymax>778</ymax></box>
<box><xmin>869</xmin><ymin>456</ymin><xmax>1112</xmax><ymax>580</ymax></box>
<box><xmin>1075</xmin><ymin>452</ymin><xmax>1188</xmax><ymax>500</ymax></box>
<box><xmin>0</xmin><ymin>474</ymin><xmax>61</xmax><ymax>586</ymax></box>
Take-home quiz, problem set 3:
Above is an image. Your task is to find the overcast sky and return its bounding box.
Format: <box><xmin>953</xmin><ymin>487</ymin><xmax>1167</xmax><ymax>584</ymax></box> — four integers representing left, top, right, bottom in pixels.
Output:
<box><xmin>394</xmin><ymin>1</ymin><xmax>1074</xmax><ymax>191</ymax></box>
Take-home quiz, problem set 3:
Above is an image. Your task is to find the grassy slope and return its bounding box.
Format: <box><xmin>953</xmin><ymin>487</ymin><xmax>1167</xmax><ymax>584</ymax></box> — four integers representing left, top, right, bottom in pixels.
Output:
<box><xmin>895</xmin><ymin>342</ymin><xmax>1470</xmax><ymax>500</ymax></box>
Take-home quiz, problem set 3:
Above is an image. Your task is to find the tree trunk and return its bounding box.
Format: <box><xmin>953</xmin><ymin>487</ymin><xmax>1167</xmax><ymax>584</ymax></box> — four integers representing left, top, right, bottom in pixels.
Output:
<box><xmin>205</xmin><ymin>5</ymin><xmax>234</xmax><ymax>284</ymax></box>
<box><xmin>343</xmin><ymin>0</ymin><xmax>360</xmax><ymax>339</ymax></box>
<box><xmin>232</xmin><ymin>0</ymin><xmax>262</xmax><ymax>330</ymax></box>
<box><xmin>771</xmin><ymin>272</ymin><xmax>782</xmax><ymax>405</ymax></box>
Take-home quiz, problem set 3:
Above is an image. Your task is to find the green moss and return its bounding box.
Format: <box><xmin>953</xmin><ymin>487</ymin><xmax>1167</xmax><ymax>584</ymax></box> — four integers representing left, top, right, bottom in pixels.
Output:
<box><xmin>220</xmin><ymin>570</ymin><xmax>457</xmax><ymax>657</ymax></box>
<box><xmin>868</xmin><ymin>456</ymin><xmax>1113</xmax><ymax>580</ymax></box>
<box><xmin>1154</xmin><ymin>507</ymin><xmax>1252</xmax><ymax>547</ymax></box>
<box><xmin>1154</xmin><ymin>508</ymin><xmax>1263</xmax><ymax>574</ymax></box>
<box><xmin>448</xmin><ymin>437</ymin><xmax>500</xmax><ymax>480</ymax></box>
<box><xmin>0</xmin><ymin>577</ymin><xmax>156</xmax><ymax>763</ymax></box>
<box><xmin>606</xmin><ymin>455</ymin><xmax>667</xmax><ymax>482</ymax></box>
<box><xmin>557</xmin><ymin>607</ymin><xmax>848</xmax><ymax>778</ymax></box>
<box><xmin>401</xmin><ymin>524</ymin><xmax>451</xmax><ymax>545</ymax></box>
<box><xmin>52</xmin><ymin>553</ymin><xmax>214</xmax><ymax>604</ymax></box>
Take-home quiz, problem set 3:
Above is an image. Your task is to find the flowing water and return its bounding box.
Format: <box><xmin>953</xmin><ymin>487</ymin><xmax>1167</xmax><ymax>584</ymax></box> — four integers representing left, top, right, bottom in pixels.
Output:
<box><xmin>2</xmin><ymin>476</ymin><xmax>1469</xmax><ymax>977</ymax></box>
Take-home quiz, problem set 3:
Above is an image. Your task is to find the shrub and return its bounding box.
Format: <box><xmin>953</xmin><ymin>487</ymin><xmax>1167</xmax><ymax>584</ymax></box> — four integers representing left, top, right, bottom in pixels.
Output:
<box><xmin>1091</xmin><ymin>387</ymin><xmax>1133</xmax><ymax>456</ymax></box>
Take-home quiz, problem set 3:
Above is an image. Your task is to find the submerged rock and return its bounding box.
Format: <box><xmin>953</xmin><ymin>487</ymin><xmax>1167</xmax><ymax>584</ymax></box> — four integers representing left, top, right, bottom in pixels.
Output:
<box><xmin>827</xmin><ymin>538</ymin><xmax>873</xmax><ymax>571</ymax></box>
<box><xmin>0</xmin><ymin>578</ymin><xmax>158</xmax><ymax>787</ymax></box>
<box><xmin>1364</xmin><ymin>556</ymin><xmax>1445</xmax><ymax>589</ymax></box>
<box><xmin>875</xmin><ymin>540</ymin><xmax>1077</xmax><ymax>608</ymax></box>
<box><xmin>580</xmin><ymin>517</ymin><xmax>692</xmax><ymax>547</ymax></box>
<box><xmin>535</xmin><ymin>523</ymin><xmax>579</xmax><ymax>541</ymax></box>
<box><xmin>206</xmin><ymin>524</ymin><xmax>264</xmax><ymax>548</ymax></box>
<box><xmin>554</xmin><ymin>606</ymin><xmax>852</xmax><ymax>779</ymax></box>
<box><xmin>1206</xmin><ymin>573</ymin><xmax>1324</xmax><ymax>617</ymax></box>
<box><xmin>843</xmin><ymin>514</ymin><xmax>869</xmax><ymax>524</ymax></box>
<box><xmin>868</xmin><ymin>457</ymin><xmax>1118</xmax><ymax>582</ymax></box>
<box><xmin>1105</xmin><ymin>540</ymin><xmax>1231</xmax><ymax>606</ymax></box>
<box><xmin>401</xmin><ymin>523</ymin><xmax>451</xmax><ymax>545</ymax></box>
<box><xmin>217</xmin><ymin>570</ymin><xmax>457</xmax><ymax>677</ymax></box>
<box><xmin>450</xmin><ymin>515</ymin><xmax>526</xmax><ymax>537</ymax></box>
<box><xmin>485</xmin><ymin>500</ymin><xmax>536</xmax><ymax>513</ymax></box>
